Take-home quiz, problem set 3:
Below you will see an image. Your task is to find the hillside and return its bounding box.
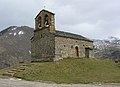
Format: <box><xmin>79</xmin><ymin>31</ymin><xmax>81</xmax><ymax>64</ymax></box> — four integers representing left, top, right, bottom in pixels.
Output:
<box><xmin>15</xmin><ymin>58</ymin><xmax>120</xmax><ymax>83</ymax></box>
<box><xmin>0</xmin><ymin>26</ymin><xmax>34</xmax><ymax>69</ymax></box>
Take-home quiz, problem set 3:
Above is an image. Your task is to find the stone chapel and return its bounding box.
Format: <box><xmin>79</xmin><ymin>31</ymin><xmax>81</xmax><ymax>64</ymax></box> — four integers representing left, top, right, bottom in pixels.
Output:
<box><xmin>31</xmin><ymin>9</ymin><xmax>94</xmax><ymax>61</ymax></box>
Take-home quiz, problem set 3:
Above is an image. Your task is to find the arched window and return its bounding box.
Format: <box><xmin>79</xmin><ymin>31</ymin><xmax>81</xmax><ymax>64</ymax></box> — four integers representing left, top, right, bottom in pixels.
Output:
<box><xmin>44</xmin><ymin>14</ymin><xmax>49</xmax><ymax>27</ymax></box>
<box><xmin>38</xmin><ymin>16</ymin><xmax>41</xmax><ymax>28</ymax></box>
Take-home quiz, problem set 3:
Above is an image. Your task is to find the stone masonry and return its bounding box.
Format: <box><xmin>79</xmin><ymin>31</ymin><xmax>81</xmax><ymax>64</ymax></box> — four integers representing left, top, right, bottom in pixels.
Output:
<box><xmin>31</xmin><ymin>9</ymin><xmax>94</xmax><ymax>61</ymax></box>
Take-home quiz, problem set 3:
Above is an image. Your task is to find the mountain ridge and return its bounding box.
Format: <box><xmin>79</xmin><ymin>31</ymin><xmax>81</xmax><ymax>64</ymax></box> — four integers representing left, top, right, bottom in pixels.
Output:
<box><xmin>0</xmin><ymin>26</ymin><xmax>34</xmax><ymax>68</ymax></box>
<box><xmin>94</xmin><ymin>37</ymin><xmax>120</xmax><ymax>59</ymax></box>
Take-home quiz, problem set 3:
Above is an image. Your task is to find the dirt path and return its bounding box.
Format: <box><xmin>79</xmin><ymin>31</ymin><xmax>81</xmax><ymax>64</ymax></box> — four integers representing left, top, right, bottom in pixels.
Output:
<box><xmin>0</xmin><ymin>78</ymin><xmax>120</xmax><ymax>87</ymax></box>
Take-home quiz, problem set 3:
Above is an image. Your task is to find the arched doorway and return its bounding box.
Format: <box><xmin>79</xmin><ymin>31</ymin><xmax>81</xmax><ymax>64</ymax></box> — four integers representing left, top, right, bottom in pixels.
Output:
<box><xmin>75</xmin><ymin>46</ymin><xmax>79</xmax><ymax>57</ymax></box>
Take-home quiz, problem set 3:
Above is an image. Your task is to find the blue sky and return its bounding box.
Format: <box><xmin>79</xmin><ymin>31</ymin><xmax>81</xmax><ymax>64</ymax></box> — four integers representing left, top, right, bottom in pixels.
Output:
<box><xmin>0</xmin><ymin>0</ymin><xmax>120</xmax><ymax>39</ymax></box>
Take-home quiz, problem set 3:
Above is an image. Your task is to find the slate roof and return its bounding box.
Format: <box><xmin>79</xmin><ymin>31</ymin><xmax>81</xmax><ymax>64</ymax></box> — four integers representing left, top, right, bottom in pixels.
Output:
<box><xmin>55</xmin><ymin>30</ymin><xmax>93</xmax><ymax>42</ymax></box>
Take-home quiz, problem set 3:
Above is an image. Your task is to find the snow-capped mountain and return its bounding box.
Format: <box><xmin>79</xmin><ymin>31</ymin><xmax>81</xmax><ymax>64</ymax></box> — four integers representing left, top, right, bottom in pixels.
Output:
<box><xmin>94</xmin><ymin>37</ymin><xmax>120</xmax><ymax>59</ymax></box>
<box><xmin>0</xmin><ymin>26</ymin><xmax>34</xmax><ymax>68</ymax></box>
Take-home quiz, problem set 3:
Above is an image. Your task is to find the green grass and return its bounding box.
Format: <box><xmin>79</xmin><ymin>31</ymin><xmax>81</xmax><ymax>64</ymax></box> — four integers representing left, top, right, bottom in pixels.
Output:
<box><xmin>14</xmin><ymin>58</ymin><xmax>120</xmax><ymax>84</ymax></box>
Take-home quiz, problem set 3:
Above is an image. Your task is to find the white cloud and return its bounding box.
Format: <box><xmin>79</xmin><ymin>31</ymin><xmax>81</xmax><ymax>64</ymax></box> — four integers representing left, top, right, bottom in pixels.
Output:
<box><xmin>0</xmin><ymin>0</ymin><xmax>120</xmax><ymax>39</ymax></box>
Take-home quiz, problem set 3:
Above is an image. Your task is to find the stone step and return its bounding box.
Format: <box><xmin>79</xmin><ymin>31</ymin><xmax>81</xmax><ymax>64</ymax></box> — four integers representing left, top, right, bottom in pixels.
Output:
<box><xmin>2</xmin><ymin>63</ymin><xmax>28</xmax><ymax>77</ymax></box>
<box><xmin>17</xmin><ymin>70</ymin><xmax>24</xmax><ymax>72</ymax></box>
<box><xmin>7</xmin><ymin>70</ymin><xmax>15</xmax><ymax>73</ymax></box>
<box><xmin>19</xmin><ymin>67</ymin><xmax>25</xmax><ymax>71</ymax></box>
<box><xmin>3</xmin><ymin>72</ymin><xmax>15</xmax><ymax>77</ymax></box>
<box><xmin>15</xmin><ymin>66</ymin><xmax>26</xmax><ymax>72</ymax></box>
<box><xmin>7</xmin><ymin>70</ymin><xmax>17</xmax><ymax>74</ymax></box>
<box><xmin>22</xmin><ymin>64</ymin><xmax>28</xmax><ymax>66</ymax></box>
<box><xmin>11</xmin><ymin>69</ymin><xmax>17</xmax><ymax>72</ymax></box>
<box><xmin>20</xmin><ymin>66</ymin><xmax>27</xmax><ymax>68</ymax></box>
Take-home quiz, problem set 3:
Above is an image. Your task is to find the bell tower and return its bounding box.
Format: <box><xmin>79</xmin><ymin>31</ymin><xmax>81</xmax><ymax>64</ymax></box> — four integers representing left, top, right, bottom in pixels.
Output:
<box><xmin>35</xmin><ymin>9</ymin><xmax>55</xmax><ymax>33</ymax></box>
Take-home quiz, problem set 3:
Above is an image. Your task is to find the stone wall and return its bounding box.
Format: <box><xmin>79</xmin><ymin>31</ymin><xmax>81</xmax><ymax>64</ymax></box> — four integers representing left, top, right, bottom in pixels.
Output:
<box><xmin>32</xmin><ymin>9</ymin><xmax>94</xmax><ymax>61</ymax></box>
<box><xmin>55</xmin><ymin>36</ymin><xmax>94</xmax><ymax>60</ymax></box>
<box><xmin>31</xmin><ymin>28</ymin><xmax>55</xmax><ymax>61</ymax></box>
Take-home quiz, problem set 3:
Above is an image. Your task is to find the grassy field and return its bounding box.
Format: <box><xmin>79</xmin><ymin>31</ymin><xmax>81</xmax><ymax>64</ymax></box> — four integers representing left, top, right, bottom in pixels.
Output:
<box><xmin>14</xmin><ymin>58</ymin><xmax>120</xmax><ymax>84</ymax></box>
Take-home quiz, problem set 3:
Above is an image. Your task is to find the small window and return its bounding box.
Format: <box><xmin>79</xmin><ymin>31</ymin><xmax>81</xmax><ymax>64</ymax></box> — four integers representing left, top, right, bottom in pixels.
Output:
<box><xmin>44</xmin><ymin>14</ymin><xmax>49</xmax><ymax>27</ymax></box>
<box><xmin>38</xmin><ymin>16</ymin><xmax>41</xmax><ymax>28</ymax></box>
<box><xmin>64</xmin><ymin>45</ymin><xmax>66</xmax><ymax>47</ymax></box>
